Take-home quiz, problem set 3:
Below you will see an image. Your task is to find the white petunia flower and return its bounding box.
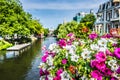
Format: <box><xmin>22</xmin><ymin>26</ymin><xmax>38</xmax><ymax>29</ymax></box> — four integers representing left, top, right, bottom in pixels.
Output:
<box><xmin>60</xmin><ymin>71</ymin><xmax>71</xmax><ymax>80</ymax></box>
<box><xmin>90</xmin><ymin>78</ymin><xmax>97</xmax><ymax>80</ymax></box>
<box><xmin>112</xmin><ymin>73</ymin><xmax>120</xmax><ymax>79</ymax></box>
<box><xmin>81</xmin><ymin>49</ymin><xmax>91</xmax><ymax>59</ymax></box>
<box><xmin>47</xmin><ymin>75</ymin><xmax>53</xmax><ymax>80</ymax></box>
<box><xmin>64</xmin><ymin>45</ymin><xmax>71</xmax><ymax>50</ymax></box>
<box><xmin>64</xmin><ymin>45</ymin><xmax>76</xmax><ymax>55</ymax></box>
<box><xmin>108</xmin><ymin>39</ymin><xmax>117</xmax><ymax>44</ymax></box>
<box><xmin>48</xmin><ymin>43</ymin><xmax>58</xmax><ymax>51</ymax></box>
<box><xmin>39</xmin><ymin>76</ymin><xmax>46</xmax><ymax>80</ymax></box>
<box><xmin>111</xmin><ymin>64</ymin><xmax>119</xmax><ymax>71</ymax></box>
<box><xmin>48</xmin><ymin>66</ymin><xmax>55</xmax><ymax>71</ymax></box>
<box><xmin>39</xmin><ymin>63</ymin><xmax>45</xmax><ymax>68</ymax></box>
<box><xmin>66</xmin><ymin>52</ymin><xmax>69</xmax><ymax>59</ymax></box>
<box><xmin>99</xmin><ymin>46</ymin><xmax>107</xmax><ymax>53</ymax></box>
<box><xmin>46</xmin><ymin>56</ymin><xmax>53</xmax><ymax>66</ymax></box>
<box><xmin>80</xmin><ymin>40</ymin><xmax>86</xmax><ymax>45</ymax></box>
<box><xmin>69</xmin><ymin>48</ymin><xmax>75</xmax><ymax>55</ymax></box>
<box><xmin>73</xmin><ymin>41</ymin><xmax>79</xmax><ymax>46</ymax></box>
<box><xmin>82</xmin><ymin>48</ymin><xmax>89</xmax><ymax>52</ymax></box>
<box><xmin>71</xmin><ymin>54</ymin><xmax>79</xmax><ymax>62</ymax></box>
<box><xmin>98</xmin><ymin>38</ymin><xmax>107</xmax><ymax>47</ymax></box>
<box><xmin>108</xmin><ymin>60</ymin><xmax>117</xmax><ymax>67</ymax></box>
<box><xmin>90</xmin><ymin>44</ymin><xmax>99</xmax><ymax>51</ymax></box>
<box><xmin>71</xmin><ymin>45</ymin><xmax>76</xmax><ymax>50</ymax></box>
<box><xmin>38</xmin><ymin>63</ymin><xmax>47</xmax><ymax>71</ymax></box>
<box><xmin>52</xmin><ymin>48</ymin><xmax>60</xmax><ymax>53</ymax></box>
<box><xmin>81</xmin><ymin>76</ymin><xmax>89</xmax><ymax>80</ymax></box>
<box><xmin>81</xmin><ymin>76</ymin><xmax>86</xmax><ymax>80</ymax></box>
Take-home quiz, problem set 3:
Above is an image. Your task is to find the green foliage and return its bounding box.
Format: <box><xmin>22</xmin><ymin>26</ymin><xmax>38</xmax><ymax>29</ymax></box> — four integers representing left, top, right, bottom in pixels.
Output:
<box><xmin>80</xmin><ymin>14</ymin><xmax>96</xmax><ymax>29</ymax></box>
<box><xmin>55</xmin><ymin>21</ymin><xmax>91</xmax><ymax>39</ymax></box>
<box><xmin>0</xmin><ymin>39</ymin><xmax>12</xmax><ymax>50</ymax></box>
<box><xmin>54</xmin><ymin>24</ymin><xmax>62</xmax><ymax>35</ymax></box>
<box><xmin>57</xmin><ymin>21</ymin><xmax>78</xmax><ymax>38</ymax></box>
<box><xmin>118</xmin><ymin>39</ymin><xmax>120</xmax><ymax>47</ymax></box>
<box><xmin>44</xmin><ymin>28</ymin><xmax>49</xmax><ymax>37</ymax></box>
<box><xmin>0</xmin><ymin>0</ymin><xmax>45</xmax><ymax>38</ymax></box>
<box><xmin>55</xmin><ymin>14</ymin><xmax>96</xmax><ymax>39</ymax></box>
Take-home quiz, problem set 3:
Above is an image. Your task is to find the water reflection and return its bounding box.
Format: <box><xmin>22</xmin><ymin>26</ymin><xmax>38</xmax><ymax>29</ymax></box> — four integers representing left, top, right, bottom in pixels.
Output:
<box><xmin>0</xmin><ymin>37</ymin><xmax>56</xmax><ymax>80</ymax></box>
<box><xmin>6</xmin><ymin>51</ymin><xmax>19</xmax><ymax>59</ymax></box>
<box><xmin>1</xmin><ymin>46</ymin><xmax>31</xmax><ymax>60</ymax></box>
<box><xmin>0</xmin><ymin>55</ymin><xmax>4</xmax><ymax>61</ymax></box>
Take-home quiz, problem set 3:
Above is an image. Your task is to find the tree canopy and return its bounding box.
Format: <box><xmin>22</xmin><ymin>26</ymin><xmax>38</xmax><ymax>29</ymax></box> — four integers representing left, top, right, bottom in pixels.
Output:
<box><xmin>54</xmin><ymin>21</ymin><xmax>91</xmax><ymax>39</ymax></box>
<box><xmin>80</xmin><ymin>14</ymin><xmax>96</xmax><ymax>29</ymax></box>
<box><xmin>54</xmin><ymin>13</ymin><xmax>96</xmax><ymax>39</ymax></box>
<box><xmin>0</xmin><ymin>0</ymin><xmax>45</xmax><ymax>38</ymax></box>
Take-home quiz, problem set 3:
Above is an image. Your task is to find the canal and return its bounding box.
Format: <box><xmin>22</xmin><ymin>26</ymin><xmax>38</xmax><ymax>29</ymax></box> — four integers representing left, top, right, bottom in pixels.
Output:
<box><xmin>0</xmin><ymin>37</ymin><xmax>56</xmax><ymax>80</ymax></box>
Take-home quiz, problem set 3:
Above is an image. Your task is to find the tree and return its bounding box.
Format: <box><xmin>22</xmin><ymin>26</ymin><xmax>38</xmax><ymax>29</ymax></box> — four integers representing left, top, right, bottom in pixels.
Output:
<box><xmin>0</xmin><ymin>0</ymin><xmax>47</xmax><ymax>42</ymax></box>
<box><xmin>80</xmin><ymin>14</ymin><xmax>96</xmax><ymax>29</ymax></box>
<box><xmin>56</xmin><ymin>21</ymin><xmax>82</xmax><ymax>38</ymax></box>
<box><xmin>55</xmin><ymin>20</ymin><xmax>92</xmax><ymax>39</ymax></box>
<box><xmin>44</xmin><ymin>28</ymin><xmax>49</xmax><ymax>37</ymax></box>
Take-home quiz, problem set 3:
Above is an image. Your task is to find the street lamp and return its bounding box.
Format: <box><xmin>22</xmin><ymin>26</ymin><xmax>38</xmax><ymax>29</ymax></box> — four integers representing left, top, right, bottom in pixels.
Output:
<box><xmin>118</xmin><ymin>9</ymin><xmax>120</xmax><ymax>28</ymax></box>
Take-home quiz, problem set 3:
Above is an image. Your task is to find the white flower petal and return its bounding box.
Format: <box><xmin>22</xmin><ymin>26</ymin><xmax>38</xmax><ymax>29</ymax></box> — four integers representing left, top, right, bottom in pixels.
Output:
<box><xmin>90</xmin><ymin>44</ymin><xmax>99</xmax><ymax>51</ymax></box>
<box><xmin>81</xmin><ymin>49</ymin><xmax>91</xmax><ymax>59</ymax></box>
<box><xmin>111</xmin><ymin>64</ymin><xmax>119</xmax><ymax>71</ymax></box>
<box><xmin>98</xmin><ymin>38</ymin><xmax>107</xmax><ymax>47</ymax></box>
<box><xmin>108</xmin><ymin>60</ymin><xmax>117</xmax><ymax>67</ymax></box>
<box><xmin>60</xmin><ymin>71</ymin><xmax>71</xmax><ymax>80</ymax></box>
<box><xmin>46</xmin><ymin>56</ymin><xmax>53</xmax><ymax>66</ymax></box>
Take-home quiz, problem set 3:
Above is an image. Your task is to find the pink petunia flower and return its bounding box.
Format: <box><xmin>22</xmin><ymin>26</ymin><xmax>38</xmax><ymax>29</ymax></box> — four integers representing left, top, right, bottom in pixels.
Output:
<box><xmin>39</xmin><ymin>68</ymin><xmax>49</xmax><ymax>76</ymax></box>
<box><xmin>39</xmin><ymin>68</ymin><xmax>44</xmax><ymax>76</ymax></box>
<box><xmin>67</xmin><ymin>40</ymin><xmax>72</xmax><ymax>45</ymax></box>
<box><xmin>42</xmin><ymin>45</ymin><xmax>46</xmax><ymax>51</ymax></box>
<box><xmin>112</xmin><ymin>43</ymin><xmax>117</xmax><ymax>47</ymax></box>
<box><xmin>58</xmin><ymin>39</ymin><xmax>66</xmax><ymax>48</ymax></box>
<box><xmin>91</xmin><ymin>70</ymin><xmax>102</xmax><ymax>80</ymax></box>
<box><xmin>56</xmin><ymin>68</ymin><xmax>63</xmax><ymax>76</ymax></box>
<box><xmin>89</xmin><ymin>32</ymin><xmax>98</xmax><ymax>40</ymax></box>
<box><xmin>41</xmin><ymin>55</ymin><xmax>48</xmax><ymax>62</ymax></box>
<box><xmin>62</xmin><ymin>59</ymin><xmax>67</xmax><ymax>64</ymax></box>
<box><xmin>106</xmin><ymin>49</ymin><xmax>114</xmax><ymax>56</ymax></box>
<box><xmin>91</xmin><ymin>60</ymin><xmax>106</xmax><ymax>71</ymax></box>
<box><xmin>110</xmin><ymin>77</ymin><xmax>118</xmax><ymax>80</ymax></box>
<box><xmin>96</xmin><ymin>61</ymin><xmax>106</xmax><ymax>70</ymax></box>
<box><xmin>116</xmin><ymin>66</ymin><xmax>120</xmax><ymax>74</ymax></box>
<box><xmin>53</xmin><ymin>76</ymin><xmax>61</xmax><ymax>80</ymax></box>
<box><xmin>114</xmin><ymin>48</ymin><xmax>120</xmax><ymax>59</ymax></box>
<box><xmin>67</xmin><ymin>33</ymin><xmax>74</xmax><ymax>37</ymax></box>
<box><xmin>90</xmin><ymin>60</ymin><xmax>97</xmax><ymax>68</ymax></box>
<box><xmin>101</xmin><ymin>34</ymin><xmax>112</xmax><ymax>38</ymax></box>
<box><xmin>101</xmin><ymin>68</ymin><xmax>113</xmax><ymax>76</ymax></box>
<box><xmin>105</xmin><ymin>34</ymin><xmax>112</xmax><ymax>38</ymax></box>
<box><xmin>95</xmin><ymin>52</ymin><xmax>106</xmax><ymax>62</ymax></box>
<box><xmin>44</xmin><ymin>50</ymin><xmax>49</xmax><ymax>55</ymax></box>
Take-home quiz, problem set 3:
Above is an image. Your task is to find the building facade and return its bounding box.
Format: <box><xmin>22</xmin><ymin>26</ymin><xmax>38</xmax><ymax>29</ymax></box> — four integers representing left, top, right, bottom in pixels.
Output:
<box><xmin>94</xmin><ymin>0</ymin><xmax>120</xmax><ymax>34</ymax></box>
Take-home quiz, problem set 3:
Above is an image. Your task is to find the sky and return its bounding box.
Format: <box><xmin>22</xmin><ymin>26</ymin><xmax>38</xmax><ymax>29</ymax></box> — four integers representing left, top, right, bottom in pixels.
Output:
<box><xmin>20</xmin><ymin>0</ymin><xmax>108</xmax><ymax>29</ymax></box>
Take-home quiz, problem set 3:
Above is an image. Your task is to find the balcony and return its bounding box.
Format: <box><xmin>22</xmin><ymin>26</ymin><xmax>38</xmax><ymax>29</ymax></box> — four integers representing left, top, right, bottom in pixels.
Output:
<box><xmin>110</xmin><ymin>18</ymin><xmax>119</xmax><ymax>21</ymax></box>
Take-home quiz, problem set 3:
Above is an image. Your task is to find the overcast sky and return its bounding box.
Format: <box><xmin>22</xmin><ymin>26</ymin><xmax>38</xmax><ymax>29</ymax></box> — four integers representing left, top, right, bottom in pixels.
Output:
<box><xmin>20</xmin><ymin>0</ymin><xmax>108</xmax><ymax>29</ymax></box>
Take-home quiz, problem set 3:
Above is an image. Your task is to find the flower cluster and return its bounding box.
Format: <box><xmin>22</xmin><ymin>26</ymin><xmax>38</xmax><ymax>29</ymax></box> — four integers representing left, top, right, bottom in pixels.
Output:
<box><xmin>39</xmin><ymin>32</ymin><xmax>120</xmax><ymax>80</ymax></box>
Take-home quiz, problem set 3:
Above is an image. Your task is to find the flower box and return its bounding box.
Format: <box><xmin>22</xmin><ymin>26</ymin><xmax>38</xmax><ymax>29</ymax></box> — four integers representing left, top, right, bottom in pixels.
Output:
<box><xmin>39</xmin><ymin>32</ymin><xmax>120</xmax><ymax>80</ymax></box>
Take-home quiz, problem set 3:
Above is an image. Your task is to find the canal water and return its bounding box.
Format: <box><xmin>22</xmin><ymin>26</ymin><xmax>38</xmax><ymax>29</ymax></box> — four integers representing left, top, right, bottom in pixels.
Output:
<box><xmin>0</xmin><ymin>37</ymin><xmax>56</xmax><ymax>80</ymax></box>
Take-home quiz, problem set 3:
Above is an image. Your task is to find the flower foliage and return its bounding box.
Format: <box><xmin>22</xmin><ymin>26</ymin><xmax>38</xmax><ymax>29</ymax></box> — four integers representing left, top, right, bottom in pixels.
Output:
<box><xmin>39</xmin><ymin>32</ymin><xmax>120</xmax><ymax>80</ymax></box>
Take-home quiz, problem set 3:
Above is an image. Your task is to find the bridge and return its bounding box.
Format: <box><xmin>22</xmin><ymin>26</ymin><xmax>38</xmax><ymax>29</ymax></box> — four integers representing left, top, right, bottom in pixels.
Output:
<box><xmin>48</xmin><ymin>29</ymin><xmax>56</xmax><ymax>37</ymax></box>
